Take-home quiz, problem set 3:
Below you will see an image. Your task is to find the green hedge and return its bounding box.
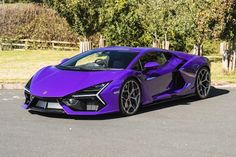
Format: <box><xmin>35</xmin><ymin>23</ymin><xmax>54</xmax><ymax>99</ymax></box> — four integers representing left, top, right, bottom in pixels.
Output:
<box><xmin>0</xmin><ymin>3</ymin><xmax>78</xmax><ymax>42</ymax></box>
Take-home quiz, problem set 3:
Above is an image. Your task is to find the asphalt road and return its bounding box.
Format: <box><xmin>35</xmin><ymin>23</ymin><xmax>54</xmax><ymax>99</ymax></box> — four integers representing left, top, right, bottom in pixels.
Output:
<box><xmin>0</xmin><ymin>87</ymin><xmax>235</xmax><ymax>157</ymax></box>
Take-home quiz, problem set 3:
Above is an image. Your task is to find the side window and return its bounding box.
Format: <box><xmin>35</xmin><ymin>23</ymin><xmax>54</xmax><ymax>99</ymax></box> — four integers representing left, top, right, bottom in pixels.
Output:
<box><xmin>156</xmin><ymin>53</ymin><xmax>167</xmax><ymax>65</ymax></box>
<box><xmin>140</xmin><ymin>52</ymin><xmax>167</xmax><ymax>68</ymax></box>
<box><xmin>132</xmin><ymin>60</ymin><xmax>142</xmax><ymax>71</ymax></box>
<box><xmin>163</xmin><ymin>52</ymin><xmax>173</xmax><ymax>61</ymax></box>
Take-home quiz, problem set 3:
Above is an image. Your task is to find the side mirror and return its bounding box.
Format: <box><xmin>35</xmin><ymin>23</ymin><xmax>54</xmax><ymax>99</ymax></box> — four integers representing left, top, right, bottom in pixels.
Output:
<box><xmin>60</xmin><ymin>58</ymin><xmax>69</xmax><ymax>64</ymax></box>
<box><xmin>144</xmin><ymin>62</ymin><xmax>160</xmax><ymax>70</ymax></box>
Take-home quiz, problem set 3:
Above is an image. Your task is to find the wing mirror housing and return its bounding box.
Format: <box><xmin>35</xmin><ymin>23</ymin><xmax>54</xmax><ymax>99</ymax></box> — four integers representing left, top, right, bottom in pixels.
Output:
<box><xmin>60</xmin><ymin>58</ymin><xmax>69</xmax><ymax>64</ymax></box>
<box><xmin>144</xmin><ymin>62</ymin><xmax>160</xmax><ymax>71</ymax></box>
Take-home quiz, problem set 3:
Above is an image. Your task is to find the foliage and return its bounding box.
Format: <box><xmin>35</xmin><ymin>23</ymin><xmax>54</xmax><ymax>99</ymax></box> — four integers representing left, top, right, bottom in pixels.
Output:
<box><xmin>44</xmin><ymin>0</ymin><xmax>102</xmax><ymax>40</ymax></box>
<box><xmin>139</xmin><ymin>0</ymin><xmax>234</xmax><ymax>54</ymax></box>
<box><xmin>100</xmin><ymin>0</ymin><xmax>144</xmax><ymax>46</ymax></box>
<box><xmin>138</xmin><ymin>0</ymin><xmax>190</xmax><ymax>50</ymax></box>
<box><xmin>203</xmin><ymin>40</ymin><xmax>222</xmax><ymax>55</ymax></box>
<box><xmin>221</xmin><ymin>0</ymin><xmax>236</xmax><ymax>44</ymax></box>
<box><xmin>1</xmin><ymin>0</ymin><xmax>236</xmax><ymax>54</ymax></box>
<box><xmin>0</xmin><ymin>3</ymin><xmax>78</xmax><ymax>41</ymax></box>
<box><xmin>182</xmin><ymin>0</ymin><xmax>233</xmax><ymax>55</ymax></box>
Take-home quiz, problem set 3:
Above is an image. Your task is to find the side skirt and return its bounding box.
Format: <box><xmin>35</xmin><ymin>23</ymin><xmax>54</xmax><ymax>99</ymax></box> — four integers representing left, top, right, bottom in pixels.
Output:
<box><xmin>141</xmin><ymin>93</ymin><xmax>196</xmax><ymax>108</ymax></box>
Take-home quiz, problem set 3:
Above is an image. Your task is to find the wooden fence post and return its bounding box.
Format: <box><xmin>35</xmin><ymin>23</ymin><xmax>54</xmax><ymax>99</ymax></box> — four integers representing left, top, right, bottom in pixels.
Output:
<box><xmin>99</xmin><ymin>36</ymin><xmax>105</xmax><ymax>48</ymax></box>
<box><xmin>0</xmin><ymin>39</ymin><xmax>80</xmax><ymax>51</ymax></box>
<box><xmin>165</xmin><ymin>41</ymin><xmax>170</xmax><ymax>50</ymax></box>
<box><xmin>229</xmin><ymin>54</ymin><xmax>233</xmax><ymax>72</ymax></box>
<box><xmin>222</xmin><ymin>50</ymin><xmax>236</xmax><ymax>73</ymax></box>
<box><xmin>152</xmin><ymin>40</ymin><xmax>157</xmax><ymax>48</ymax></box>
<box><xmin>152</xmin><ymin>39</ymin><xmax>160</xmax><ymax>48</ymax></box>
<box><xmin>80</xmin><ymin>40</ymin><xmax>92</xmax><ymax>53</ymax></box>
<box><xmin>222</xmin><ymin>50</ymin><xmax>229</xmax><ymax>72</ymax></box>
<box><xmin>10</xmin><ymin>41</ymin><xmax>13</xmax><ymax>50</ymax></box>
<box><xmin>232</xmin><ymin>51</ymin><xmax>236</xmax><ymax>72</ymax></box>
<box><xmin>220</xmin><ymin>42</ymin><xmax>228</xmax><ymax>55</ymax></box>
<box><xmin>52</xmin><ymin>41</ymin><xmax>55</xmax><ymax>49</ymax></box>
<box><xmin>161</xmin><ymin>41</ymin><xmax>170</xmax><ymax>50</ymax></box>
<box><xmin>24</xmin><ymin>39</ymin><xmax>28</xmax><ymax>50</ymax></box>
<box><xmin>0</xmin><ymin>39</ymin><xmax>2</xmax><ymax>51</ymax></box>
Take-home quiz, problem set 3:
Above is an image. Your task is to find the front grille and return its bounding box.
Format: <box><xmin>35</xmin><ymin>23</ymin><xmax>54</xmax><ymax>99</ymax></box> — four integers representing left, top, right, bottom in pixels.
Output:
<box><xmin>26</xmin><ymin>96</ymin><xmax>63</xmax><ymax>111</ymax></box>
<box><xmin>24</xmin><ymin>88</ymin><xmax>106</xmax><ymax>112</ymax></box>
<box><xmin>62</xmin><ymin>96</ymin><xmax>104</xmax><ymax>112</ymax></box>
<box><xmin>34</xmin><ymin>97</ymin><xmax>58</xmax><ymax>103</ymax></box>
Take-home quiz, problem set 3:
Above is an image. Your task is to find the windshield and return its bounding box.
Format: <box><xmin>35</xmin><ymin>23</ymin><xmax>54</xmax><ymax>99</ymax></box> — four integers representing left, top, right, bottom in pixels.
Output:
<box><xmin>57</xmin><ymin>50</ymin><xmax>138</xmax><ymax>71</ymax></box>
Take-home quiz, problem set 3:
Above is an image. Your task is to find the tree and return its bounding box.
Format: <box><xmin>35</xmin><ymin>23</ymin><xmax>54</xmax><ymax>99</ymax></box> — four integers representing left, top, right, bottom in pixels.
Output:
<box><xmin>2</xmin><ymin>0</ymin><xmax>235</xmax><ymax>53</ymax></box>
<box><xmin>138</xmin><ymin>0</ymin><xmax>188</xmax><ymax>49</ymax></box>
<box><xmin>221</xmin><ymin>0</ymin><xmax>236</xmax><ymax>49</ymax></box>
<box><xmin>176</xmin><ymin>0</ymin><xmax>234</xmax><ymax>55</ymax></box>
<box><xmin>100</xmin><ymin>0</ymin><xmax>144</xmax><ymax>46</ymax></box>
<box><xmin>48</xmin><ymin>0</ymin><xmax>102</xmax><ymax>40</ymax></box>
<box><xmin>139</xmin><ymin>0</ymin><xmax>234</xmax><ymax>54</ymax></box>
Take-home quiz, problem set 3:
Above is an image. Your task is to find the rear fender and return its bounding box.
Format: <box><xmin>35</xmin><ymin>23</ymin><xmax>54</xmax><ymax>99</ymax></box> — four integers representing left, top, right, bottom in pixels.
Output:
<box><xmin>178</xmin><ymin>56</ymin><xmax>210</xmax><ymax>94</ymax></box>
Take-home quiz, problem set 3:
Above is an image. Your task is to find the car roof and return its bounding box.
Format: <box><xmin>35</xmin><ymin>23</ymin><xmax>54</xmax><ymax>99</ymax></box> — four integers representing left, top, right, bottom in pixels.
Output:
<box><xmin>100</xmin><ymin>46</ymin><xmax>168</xmax><ymax>54</ymax></box>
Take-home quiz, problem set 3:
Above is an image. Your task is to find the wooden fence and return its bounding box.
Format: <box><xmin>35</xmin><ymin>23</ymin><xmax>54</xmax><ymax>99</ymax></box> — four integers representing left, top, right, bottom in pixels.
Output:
<box><xmin>222</xmin><ymin>50</ymin><xmax>236</xmax><ymax>72</ymax></box>
<box><xmin>0</xmin><ymin>39</ymin><xmax>79</xmax><ymax>51</ymax></box>
<box><xmin>220</xmin><ymin>41</ymin><xmax>236</xmax><ymax>72</ymax></box>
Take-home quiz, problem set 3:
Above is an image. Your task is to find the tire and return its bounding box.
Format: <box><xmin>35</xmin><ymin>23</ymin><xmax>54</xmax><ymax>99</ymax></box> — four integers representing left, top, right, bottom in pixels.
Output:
<box><xmin>195</xmin><ymin>67</ymin><xmax>211</xmax><ymax>99</ymax></box>
<box><xmin>119</xmin><ymin>78</ymin><xmax>141</xmax><ymax>116</ymax></box>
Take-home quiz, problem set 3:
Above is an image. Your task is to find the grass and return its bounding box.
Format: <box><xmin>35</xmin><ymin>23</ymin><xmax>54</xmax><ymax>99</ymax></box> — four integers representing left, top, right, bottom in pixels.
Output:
<box><xmin>209</xmin><ymin>62</ymin><xmax>236</xmax><ymax>83</ymax></box>
<box><xmin>0</xmin><ymin>50</ymin><xmax>235</xmax><ymax>84</ymax></box>
<box><xmin>205</xmin><ymin>55</ymin><xmax>236</xmax><ymax>83</ymax></box>
<box><xmin>0</xmin><ymin>50</ymin><xmax>78</xmax><ymax>83</ymax></box>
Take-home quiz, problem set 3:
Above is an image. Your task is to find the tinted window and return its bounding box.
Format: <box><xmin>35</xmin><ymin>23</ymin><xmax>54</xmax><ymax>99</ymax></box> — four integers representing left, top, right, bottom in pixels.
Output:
<box><xmin>58</xmin><ymin>50</ymin><xmax>138</xmax><ymax>71</ymax></box>
<box><xmin>140</xmin><ymin>52</ymin><xmax>167</xmax><ymax>68</ymax></box>
<box><xmin>132</xmin><ymin>60</ymin><xmax>142</xmax><ymax>71</ymax></box>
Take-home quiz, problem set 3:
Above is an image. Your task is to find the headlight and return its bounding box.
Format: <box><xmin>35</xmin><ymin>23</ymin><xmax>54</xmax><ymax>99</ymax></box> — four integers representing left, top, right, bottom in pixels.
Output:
<box><xmin>76</xmin><ymin>82</ymin><xmax>109</xmax><ymax>95</ymax></box>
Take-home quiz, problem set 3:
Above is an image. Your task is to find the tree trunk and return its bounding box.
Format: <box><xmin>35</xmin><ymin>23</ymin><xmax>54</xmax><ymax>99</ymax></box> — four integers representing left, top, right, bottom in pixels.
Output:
<box><xmin>196</xmin><ymin>44</ymin><xmax>203</xmax><ymax>56</ymax></box>
<box><xmin>233</xmin><ymin>36</ymin><xmax>236</xmax><ymax>50</ymax></box>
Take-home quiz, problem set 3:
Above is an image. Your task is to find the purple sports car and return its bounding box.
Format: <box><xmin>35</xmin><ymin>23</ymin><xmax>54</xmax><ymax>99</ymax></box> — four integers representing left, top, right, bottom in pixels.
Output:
<box><xmin>23</xmin><ymin>46</ymin><xmax>211</xmax><ymax>116</ymax></box>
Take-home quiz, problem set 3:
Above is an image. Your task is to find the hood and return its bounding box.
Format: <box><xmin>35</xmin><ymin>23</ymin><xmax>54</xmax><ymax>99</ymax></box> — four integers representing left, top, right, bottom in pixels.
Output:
<box><xmin>30</xmin><ymin>66</ymin><xmax>124</xmax><ymax>97</ymax></box>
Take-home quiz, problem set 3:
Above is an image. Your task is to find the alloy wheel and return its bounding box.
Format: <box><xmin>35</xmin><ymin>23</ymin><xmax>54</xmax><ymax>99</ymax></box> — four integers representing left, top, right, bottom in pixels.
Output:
<box><xmin>120</xmin><ymin>80</ymin><xmax>141</xmax><ymax>115</ymax></box>
<box><xmin>196</xmin><ymin>68</ymin><xmax>211</xmax><ymax>98</ymax></box>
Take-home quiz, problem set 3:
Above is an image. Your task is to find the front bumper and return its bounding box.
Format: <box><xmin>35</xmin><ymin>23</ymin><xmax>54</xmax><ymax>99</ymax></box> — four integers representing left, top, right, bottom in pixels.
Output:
<box><xmin>22</xmin><ymin>86</ymin><xmax>120</xmax><ymax>116</ymax></box>
<box><xmin>22</xmin><ymin>101</ymin><xmax>118</xmax><ymax>115</ymax></box>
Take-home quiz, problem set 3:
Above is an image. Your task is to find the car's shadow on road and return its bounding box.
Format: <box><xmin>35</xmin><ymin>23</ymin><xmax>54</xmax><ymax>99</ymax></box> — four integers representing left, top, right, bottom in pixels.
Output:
<box><xmin>29</xmin><ymin>86</ymin><xmax>229</xmax><ymax>120</ymax></box>
<box><xmin>138</xmin><ymin>86</ymin><xmax>229</xmax><ymax>115</ymax></box>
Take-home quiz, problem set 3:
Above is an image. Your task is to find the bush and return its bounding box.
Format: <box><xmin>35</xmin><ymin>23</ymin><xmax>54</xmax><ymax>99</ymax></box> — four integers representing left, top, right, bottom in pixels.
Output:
<box><xmin>203</xmin><ymin>40</ymin><xmax>221</xmax><ymax>55</ymax></box>
<box><xmin>0</xmin><ymin>3</ymin><xmax>78</xmax><ymax>42</ymax></box>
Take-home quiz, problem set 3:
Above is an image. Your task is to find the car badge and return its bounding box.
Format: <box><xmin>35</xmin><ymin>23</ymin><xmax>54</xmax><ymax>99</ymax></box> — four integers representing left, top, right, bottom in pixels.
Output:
<box><xmin>43</xmin><ymin>91</ymin><xmax>48</xmax><ymax>95</ymax></box>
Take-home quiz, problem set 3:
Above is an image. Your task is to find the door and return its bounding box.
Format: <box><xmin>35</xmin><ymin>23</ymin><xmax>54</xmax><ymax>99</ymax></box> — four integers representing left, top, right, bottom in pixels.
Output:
<box><xmin>139</xmin><ymin>51</ymin><xmax>173</xmax><ymax>97</ymax></box>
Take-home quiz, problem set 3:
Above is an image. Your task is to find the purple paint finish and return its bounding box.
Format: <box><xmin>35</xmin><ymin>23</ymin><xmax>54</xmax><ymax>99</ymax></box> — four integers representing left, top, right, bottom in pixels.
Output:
<box><xmin>22</xmin><ymin>46</ymin><xmax>210</xmax><ymax>115</ymax></box>
<box><xmin>144</xmin><ymin>62</ymin><xmax>160</xmax><ymax>70</ymax></box>
<box><xmin>30</xmin><ymin>66</ymin><xmax>126</xmax><ymax>98</ymax></box>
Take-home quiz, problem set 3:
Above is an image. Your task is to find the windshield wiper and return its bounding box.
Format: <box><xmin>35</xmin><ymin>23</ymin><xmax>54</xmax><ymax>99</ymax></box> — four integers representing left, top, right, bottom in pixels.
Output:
<box><xmin>56</xmin><ymin>65</ymin><xmax>89</xmax><ymax>71</ymax></box>
<box><xmin>57</xmin><ymin>65</ymin><xmax>123</xmax><ymax>71</ymax></box>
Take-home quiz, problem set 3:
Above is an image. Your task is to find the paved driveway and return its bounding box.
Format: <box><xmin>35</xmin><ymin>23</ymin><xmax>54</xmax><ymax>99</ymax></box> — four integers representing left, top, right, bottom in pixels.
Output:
<box><xmin>0</xmin><ymin>87</ymin><xmax>235</xmax><ymax>157</ymax></box>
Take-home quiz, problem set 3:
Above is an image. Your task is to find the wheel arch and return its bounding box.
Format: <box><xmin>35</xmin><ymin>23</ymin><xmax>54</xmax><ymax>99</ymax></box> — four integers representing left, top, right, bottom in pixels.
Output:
<box><xmin>196</xmin><ymin>65</ymin><xmax>211</xmax><ymax>76</ymax></box>
<box><xmin>127</xmin><ymin>76</ymin><xmax>142</xmax><ymax>86</ymax></box>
